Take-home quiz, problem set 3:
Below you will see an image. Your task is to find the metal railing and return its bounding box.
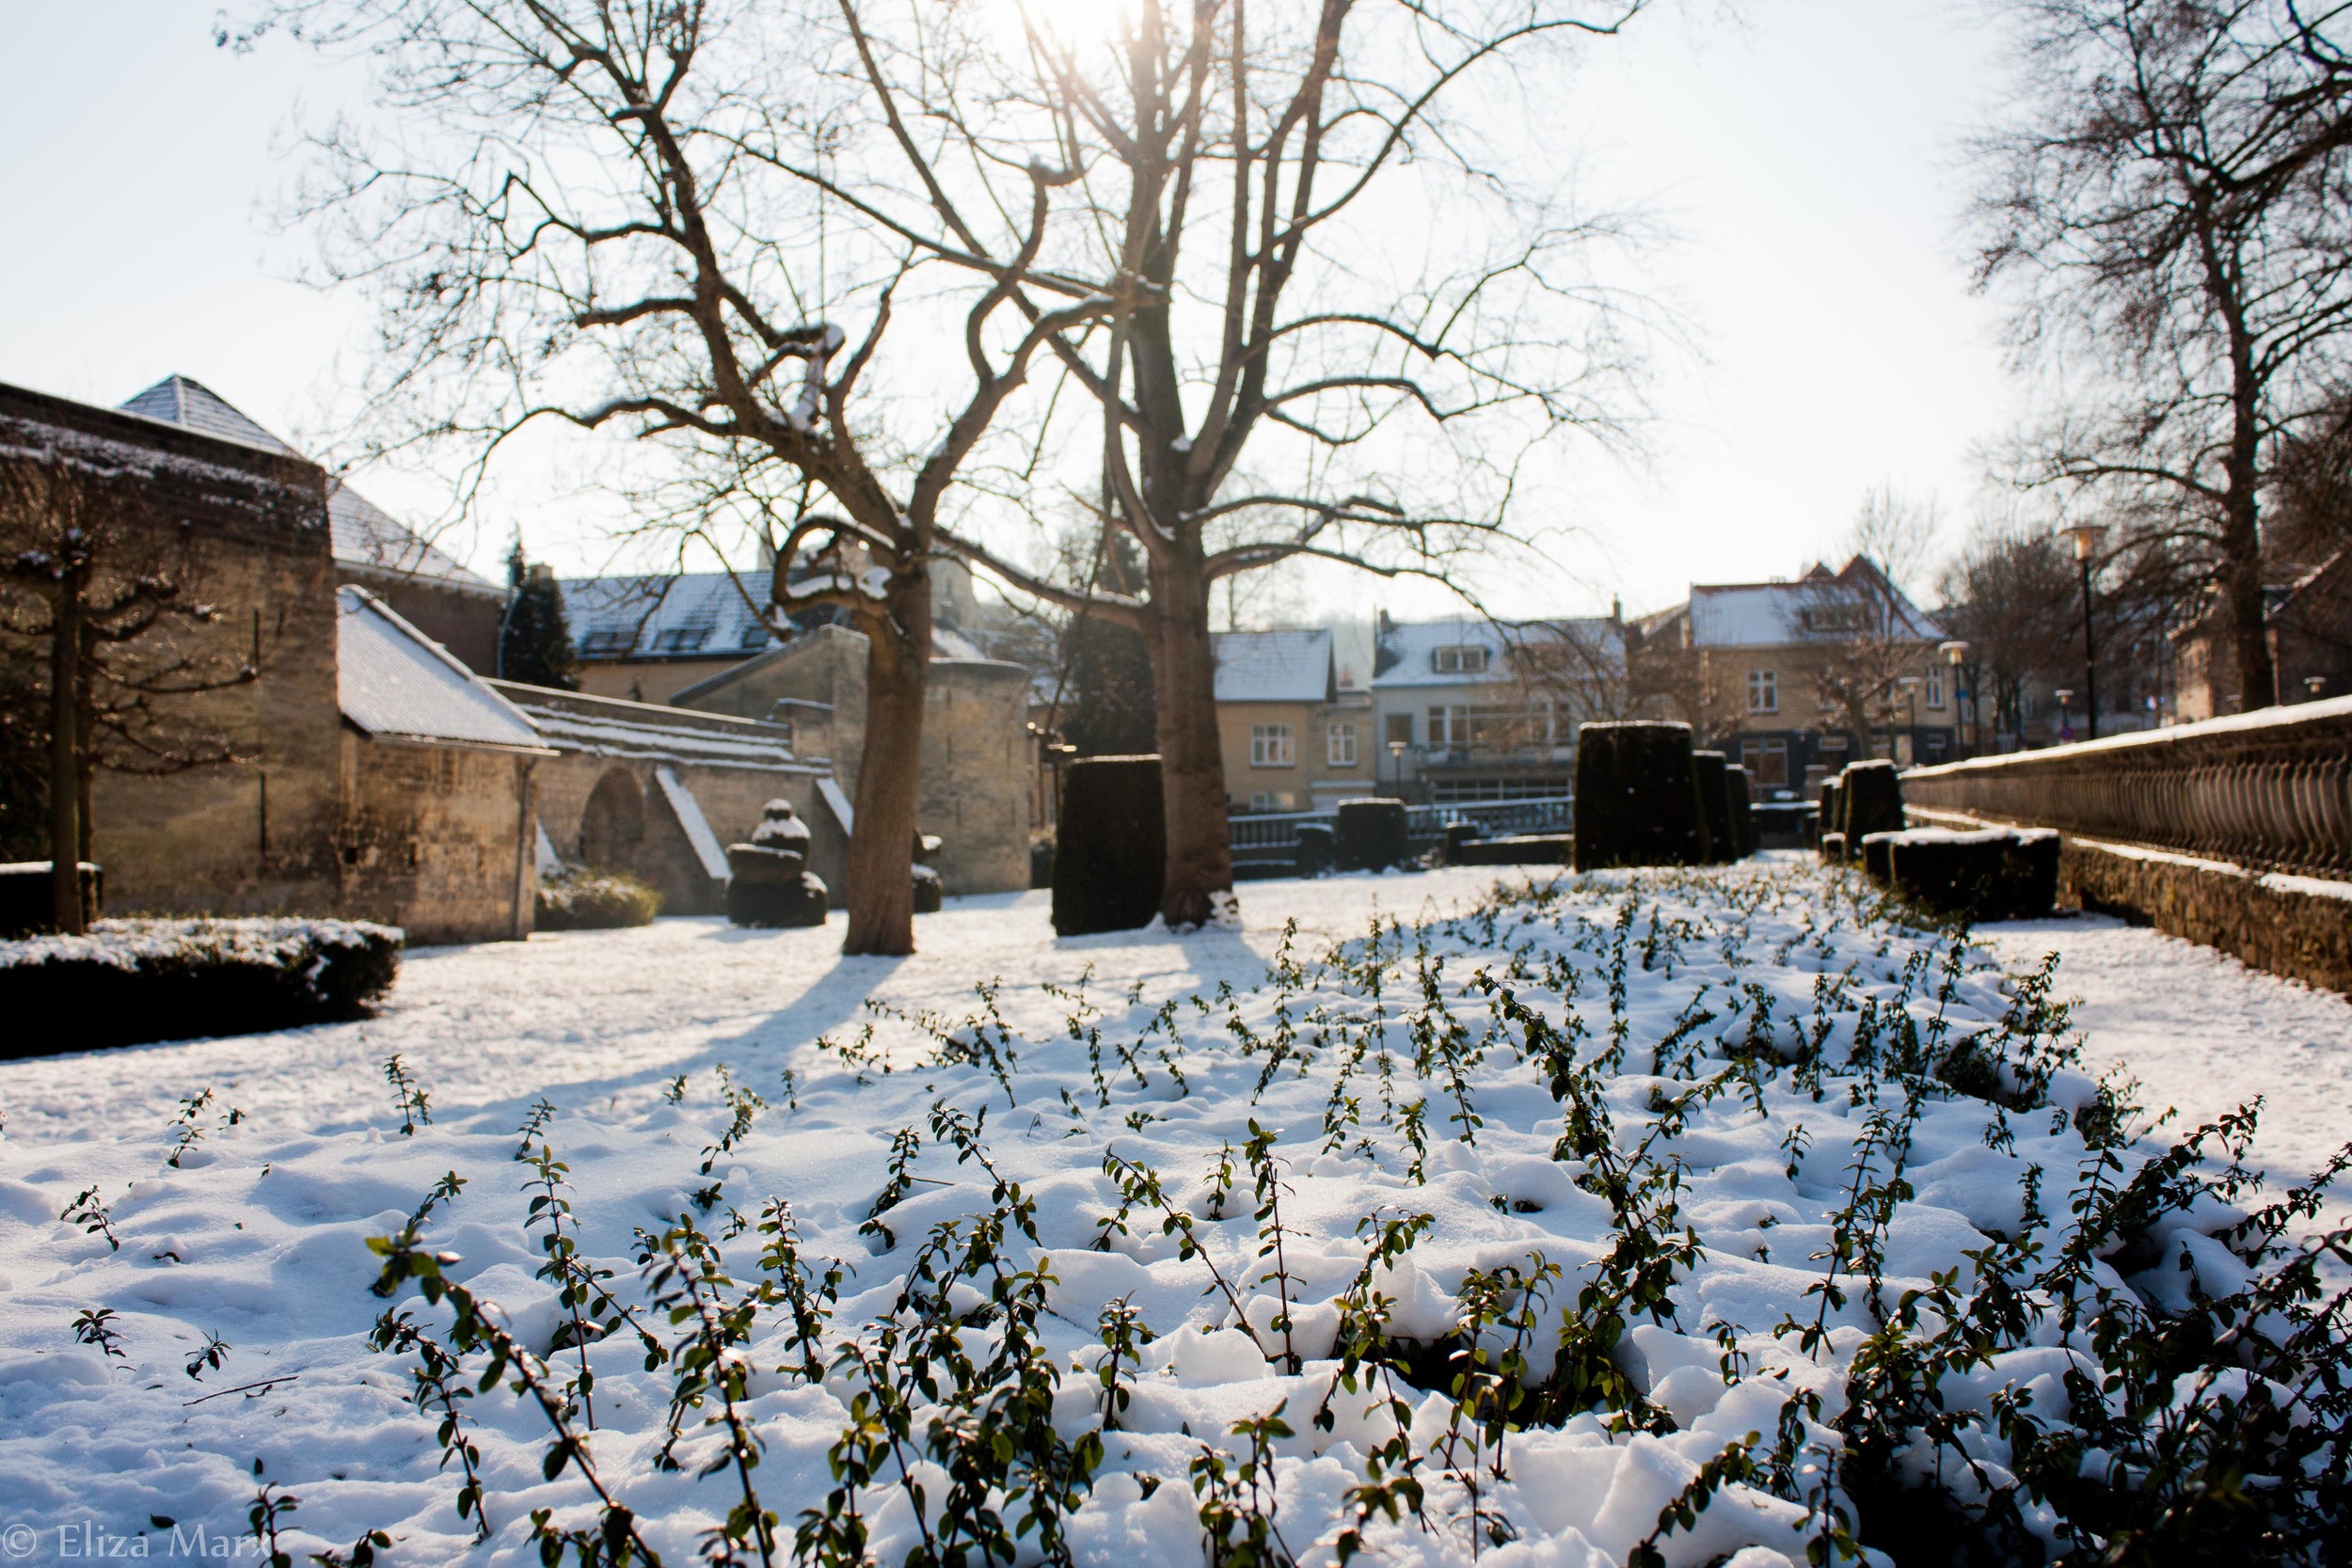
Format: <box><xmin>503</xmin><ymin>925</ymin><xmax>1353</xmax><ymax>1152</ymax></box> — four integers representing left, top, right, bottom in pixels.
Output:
<box><xmin>1230</xmin><ymin>795</ymin><xmax>1574</xmax><ymax>857</ymax></box>
<box><xmin>1901</xmin><ymin>698</ymin><xmax>2352</xmax><ymax>880</ymax></box>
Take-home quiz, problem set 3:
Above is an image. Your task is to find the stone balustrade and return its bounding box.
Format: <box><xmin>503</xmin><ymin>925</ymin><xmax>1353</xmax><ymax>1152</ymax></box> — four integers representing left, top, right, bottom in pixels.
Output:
<box><xmin>1901</xmin><ymin>697</ymin><xmax>2352</xmax><ymax>881</ymax></box>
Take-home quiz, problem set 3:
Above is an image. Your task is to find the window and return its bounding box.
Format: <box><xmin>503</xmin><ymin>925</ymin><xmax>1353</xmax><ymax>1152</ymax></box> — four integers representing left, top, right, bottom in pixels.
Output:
<box><xmin>1385</xmin><ymin>711</ymin><xmax>1413</xmax><ymax>748</ymax></box>
<box><xmin>1746</xmin><ymin>669</ymin><xmax>1778</xmax><ymax>714</ymax></box>
<box><xmin>1427</xmin><ymin>705</ymin><xmax>1469</xmax><ymax>747</ymax></box>
<box><xmin>650</xmin><ymin>624</ymin><xmax>711</xmax><ymax>653</ymax></box>
<box><xmin>1750</xmin><ymin>737</ymin><xmax>1789</xmax><ymax>787</ymax></box>
<box><xmin>1925</xmin><ymin>669</ymin><xmax>1946</xmax><ymax>709</ymax></box>
<box><xmin>1431</xmin><ymin>644</ymin><xmax>1489</xmax><ymax>674</ymax></box>
<box><xmin>1249</xmin><ymin>723</ymin><xmax>1295</xmax><ymax>767</ymax></box>
<box><xmin>1924</xmin><ymin>733</ymin><xmax>1948</xmax><ymax>761</ymax></box>
<box><xmin>580</xmin><ymin>625</ymin><xmax>634</xmax><ymax>655</ymax></box>
<box><xmin>1327</xmin><ymin>722</ymin><xmax>1359</xmax><ymax>768</ymax></box>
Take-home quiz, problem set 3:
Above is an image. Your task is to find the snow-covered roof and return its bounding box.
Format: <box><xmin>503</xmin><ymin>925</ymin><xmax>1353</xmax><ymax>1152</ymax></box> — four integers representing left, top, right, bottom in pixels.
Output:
<box><xmin>1373</xmin><ymin>616</ymin><xmax>1621</xmax><ymax>689</ymax></box>
<box><xmin>337</xmin><ymin>586</ymin><xmax>548</xmax><ymax>752</ymax></box>
<box><xmin>491</xmin><ymin>682</ymin><xmax>824</xmax><ymax>773</ymax></box>
<box><xmin>119</xmin><ymin>375</ymin><xmax>500</xmax><ymax>599</ymax></box>
<box><xmin>562</xmin><ymin>571</ymin><xmax>784</xmax><ymax>661</ymax></box>
<box><xmin>1214</xmin><ymin>629</ymin><xmax>1334</xmax><ymax>703</ymax></box>
<box><xmin>1686</xmin><ymin>560</ymin><xmax>1942</xmax><ymax>648</ymax></box>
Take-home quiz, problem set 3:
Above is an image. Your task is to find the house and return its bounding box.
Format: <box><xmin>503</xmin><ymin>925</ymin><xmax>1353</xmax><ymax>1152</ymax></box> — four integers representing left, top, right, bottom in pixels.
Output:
<box><xmin>1370</xmin><ymin>615</ymin><xmax>1619</xmax><ymax>803</ymax></box>
<box><xmin>1213</xmin><ymin>628</ymin><xmax>1373</xmax><ymax>813</ymax></box>
<box><xmin>2175</xmin><ymin>547</ymin><xmax>2352</xmax><ymax>719</ymax></box>
<box><xmin>120</xmin><ymin>375</ymin><xmax>508</xmax><ymax>673</ymax></box>
<box><xmin>1634</xmin><ymin>559</ymin><xmax>1953</xmax><ymax>795</ymax></box>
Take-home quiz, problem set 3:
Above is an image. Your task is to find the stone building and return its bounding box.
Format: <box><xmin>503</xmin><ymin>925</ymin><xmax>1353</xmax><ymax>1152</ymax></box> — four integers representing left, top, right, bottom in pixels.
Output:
<box><xmin>670</xmin><ymin>624</ymin><xmax>1032</xmax><ymax>896</ymax></box>
<box><xmin>1370</xmin><ymin>616</ymin><xmax>1618</xmax><ymax>803</ymax></box>
<box><xmin>0</xmin><ymin>379</ymin><xmax>543</xmax><ymax>944</ymax></box>
<box><xmin>2174</xmin><ymin>546</ymin><xmax>2352</xmax><ymax>719</ymax></box>
<box><xmin>1211</xmin><ymin>629</ymin><xmax>1374</xmax><ymax>814</ymax></box>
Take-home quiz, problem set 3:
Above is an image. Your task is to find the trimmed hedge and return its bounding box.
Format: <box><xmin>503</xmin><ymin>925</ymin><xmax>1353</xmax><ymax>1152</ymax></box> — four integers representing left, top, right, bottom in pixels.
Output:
<box><xmin>0</xmin><ymin>917</ymin><xmax>402</xmax><ymax>1054</ymax></box>
<box><xmin>1839</xmin><ymin>760</ymin><xmax>1904</xmax><ymax>857</ymax></box>
<box><xmin>1820</xmin><ymin>831</ymin><xmax>1848</xmax><ymax>864</ymax></box>
<box><xmin>1449</xmin><ymin>833</ymin><xmax>1572</xmax><ymax>866</ymax></box>
<box><xmin>1692</xmin><ymin>751</ymin><xmax>1736</xmax><ymax>864</ymax></box>
<box><xmin>1573</xmin><ymin>721</ymin><xmax>1708</xmax><ymax>870</ymax></box>
<box><xmin>1335</xmin><ymin>799</ymin><xmax>1410</xmax><ymax>872</ymax></box>
<box><xmin>536</xmin><ymin>869</ymin><xmax>661</xmax><ymax>930</ymax></box>
<box><xmin>0</xmin><ymin>862</ymin><xmax>103</xmax><ymax>937</ymax></box>
<box><xmin>1860</xmin><ymin>831</ymin><xmax>1899</xmax><ymax>884</ymax></box>
<box><xmin>1294</xmin><ymin>824</ymin><xmax>1334</xmax><ymax>879</ymax></box>
<box><xmin>1754</xmin><ymin>801</ymin><xmax>1815</xmax><ymax>851</ymax></box>
<box><xmin>1816</xmin><ymin>779</ymin><xmax>1844</xmax><ymax>860</ymax></box>
<box><xmin>1723</xmin><ymin>764</ymin><xmax>1758</xmax><ymax>859</ymax></box>
<box><xmin>725</xmin><ymin>800</ymin><xmax>830</xmax><ymax>928</ymax></box>
<box><xmin>1052</xmin><ymin>755</ymin><xmax>1165</xmax><ymax>936</ymax></box>
<box><xmin>1885</xmin><ymin>828</ymin><xmax>2061</xmax><ymax>922</ymax></box>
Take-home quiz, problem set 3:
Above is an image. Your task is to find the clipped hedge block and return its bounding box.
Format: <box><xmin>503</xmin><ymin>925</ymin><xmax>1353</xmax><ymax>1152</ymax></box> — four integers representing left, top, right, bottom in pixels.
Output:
<box><xmin>1754</xmin><ymin>801</ymin><xmax>1815</xmax><ymax>851</ymax></box>
<box><xmin>725</xmin><ymin>800</ymin><xmax>828</xmax><ymax>927</ymax></box>
<box><xmin>1335</xmin><ymin>799</ymin><xmax>1410</xmax><ymax>872</ymax></box>
<box><xmin>0</xmin><ymin>862</ymin><xmax>103</xmax><ymax>937</ymax></box>
<box><xmin>1294</xmin><ymin>824</ymin><xmax>1335</xmax><ymax>879</ymax></box>
<box><xmin>1885</xmin><ymin>829</ymin><xmax>2061</xmax><ymax>922</ymax></box>
<box><xmin>1052</xmin><ymin>755</ymin><xmax>1165</xmax><ymax>936</ymax></box>
<box><xmin>1442</xmin><ymin>821</ymin><xmax>1484</xmax><ymax>864</ymax></box>
<box><xmin>913</xmin><ymin>863</ymin><xmax>943</xmax><ymax>914</ymax></box>
<box><xmin>1860</xmin><ymin>831</ymin><xmax>1899</xmax><ymax>884</ymax></box>
<box><xmin>1449</xmin><ymin>833</ymin><xmax>1572</xmax><ymax>866</ymax></box>
<box><xmin>1819</xmin><ymin>832</ymin><xmax>1848</xmax><ymax>865</ymax></box>
<box><xmin>1692</xmin><ymin>751</ymin><xmax>1735</xmax><ymax>864</ymax></box>
<box><xmin>1840</xmin><ymin>761</ymin><xmax>1904</xmax><ymax>856</ymax></box>
<box><xmin>1816</xmin><ymin>780</ymin><xmax>1844</xmax><ymax>860</ymax></box>
<box><xmin>1724</xmin><ymin>764</ymin><xmax>1758</xmax><ymax>860</ymax></box>
<box><xmin>537</xmin><ymin>870</ymin><xmax>662</xmax><ymax>930</ymax></box>
<box><xmin>0</xmin><ymin>918</ymin><xmax>402</xmax><ymax>1054</ymax></box>
<box><xmin>1573</xmin><ymin>722</ymin><xmax>1708</xmax><ymax>870</ymax></box>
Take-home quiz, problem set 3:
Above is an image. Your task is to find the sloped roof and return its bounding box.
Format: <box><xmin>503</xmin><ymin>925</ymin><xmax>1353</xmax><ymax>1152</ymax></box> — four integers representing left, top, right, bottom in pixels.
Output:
<box><xmin>119</xmin><ymin>375</ymin><xmax>501</xmax><ymax>599</ymax></box>
<box><xmin>1214</xmin><ymin>628</ymin><xmax>1334</xmax><ymax>703</ymax></box>
<box><xmin>562</xmin><ymin>571</ymin><xmax>784</xmax><ymax>660</ymax></box>
<box><xmin>1686</xmin><ymin>558</ymin><xmax>1942</xmax><ymax>648</ymax></box>
<box><xmin>1373</xmin><ymin>616</ymin><xmax>1623</xmax><ymax>689</ymax></box>
<box><xmin>337</xmin><ymin>586</ymin><xmax>548</xmax><ymax>752</ymax></box>
<box><xmin>492</xmin><ymin>681</ymin><xmax>818</xmax><ymax>772</ymax></box>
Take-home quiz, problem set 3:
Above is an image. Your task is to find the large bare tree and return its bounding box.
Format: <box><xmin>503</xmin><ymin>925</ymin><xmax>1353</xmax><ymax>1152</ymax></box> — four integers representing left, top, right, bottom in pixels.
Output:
<box><xmin>1973</xmin><ymin>0</ymin><xmax>2352</xmax><ymax>713</ymax></box>
<box><xmin>821</xmin><ymin>0</ymin><xmax>1655</xmax><ymax>926</ymax></box>
<box><xmin>251</xmin><ymin>0</ymin><xmax>1103</xmax><ymax>955</ymax></box>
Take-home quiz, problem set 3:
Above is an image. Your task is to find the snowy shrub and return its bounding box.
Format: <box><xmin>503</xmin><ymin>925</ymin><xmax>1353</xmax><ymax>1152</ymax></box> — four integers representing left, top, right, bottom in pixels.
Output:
<box><xmin>0</xmin><ymin>916</ymin><xmax>399</xmax><ymax>1051</ymax></box>
<box><xmin>536</xmin><ymin>869</ymin><xmax>661</xmax><ymax>930</ymax></box>
<box><xmin>14</xmin><ymin>867</ymin><xmax>2347</xmax><ymax>1566</ymax></box>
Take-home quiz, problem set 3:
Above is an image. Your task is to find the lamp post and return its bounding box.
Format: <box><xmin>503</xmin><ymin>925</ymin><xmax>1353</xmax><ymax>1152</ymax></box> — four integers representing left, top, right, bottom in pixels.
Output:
<box><xmin>1938</xmin><ymin>640</ymin><xmax>1972</xmax><ymax>757</ymax></box>
<box><xmin>1897</xmin><ymin>675</ymin><xmax>1922</xmax><ymax>765</ymax></box>
<box><xmin>2055</xmin><ymin>687</ymin><xmax>2075</xmax><ymax>744</ymax></box>
<box><xmin>2061</xmin><ymin>523</ymin><xmax>2106</xmax><ymax>740</ymax></box>
<box><xmin>1387</xmin><ymin>737</ymin><xmax>1407</xmax><ymax>797</ymax></box>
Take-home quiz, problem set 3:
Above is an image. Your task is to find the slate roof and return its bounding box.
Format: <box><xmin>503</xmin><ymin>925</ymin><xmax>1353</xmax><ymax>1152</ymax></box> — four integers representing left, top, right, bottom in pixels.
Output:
<box><xmin>1373</xmin><ymin>616</ymin><xmax>1622</xmax><ymax>689</ymax></box>
<box><xmin>562</xmin><ymin>572</ymin><xmax>784</xmax><ymax>660</ymax></box>
<box><xmin>491</xmin><ymin>682</ymin><xmax>818</xmax><ymax>772</ymax></box>
<box><xmin>337</xmin><ymin>586</ymin><xmax>548</xmax><ymax>752</ymax></box>
<box><xmin>118</xmin><ymin>375</ymin><xmax>501</xmax><ymax>600</ymax></box>
<box><xmin>1213</xmin><ymin>628</ymin><xmax>1335</xmax><ymax>703</ymax></box>
<box><xmin>1686</xmin><ymin>559</ymin><xmax>1942</xmax><ymax>648</ymax></box>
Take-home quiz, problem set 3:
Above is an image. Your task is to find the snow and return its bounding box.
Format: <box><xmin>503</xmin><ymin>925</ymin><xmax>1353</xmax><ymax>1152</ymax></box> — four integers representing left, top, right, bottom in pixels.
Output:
<box><xmin>0</xmin><ymin>863</ymin><xmax>2338</xmax><ymax>1565</ymax></box>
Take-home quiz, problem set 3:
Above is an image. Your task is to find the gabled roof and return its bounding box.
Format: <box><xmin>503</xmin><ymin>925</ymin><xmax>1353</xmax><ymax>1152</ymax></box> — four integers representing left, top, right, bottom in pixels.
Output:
<box><xmin>119</xmin><ymin>375</ymin><xmax>501</xmax><ymax>599</ymax></box>
<box><xmin>1686</xmin><ymin>557</ymin><xmax>1942</xmax><ymax>648</ymax></box>
<box><xmin>562</xmin><ymin>571</ymin><xmax>785</xmax><ymax>660</ymax></box>
<box><xmin>1214</xmin><ymin>628</ymin><xmax>1335</xmax><ymax>703</ymax></box>
<box><xmin>337</xmin><ymin>586</ymin><xmax>548</xmax><ymax>752</ymax></box>
<box><xmin>1372</xmin><ymin>616</ymin><xmax>1622</xmax><ymax>689</ymax></box>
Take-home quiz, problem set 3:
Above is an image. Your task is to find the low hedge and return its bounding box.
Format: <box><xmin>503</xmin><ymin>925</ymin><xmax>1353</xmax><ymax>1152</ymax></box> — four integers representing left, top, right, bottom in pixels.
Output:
<box><xmin>1723</xmin><ymin>764</ymin><xmax>1758</xmax><ymax>859</ymax></box>
<box><xmin>1334</xmin><ymin>799</ymin><xmax>1410</xmax><ymax>872</ymax></box>
<box><xmin>0</xmin><ymin>862</ymin><xmax>103</xmax><ymax>937</ymax></box>
<box><xmin>0</xmin><ymin>917</ymin><xmax>403</xmax><ymax>1054</ymax></box>
<box><xmin>1573</xmin><ymin>721</ymin><xmax>1708</xmax><ymax>870</ymax></box>
<box><xmin>1885</xmin><ymin>828</ymin><xmax>2061</xmax><ymax>922</ymax></box>
<box><xmin>536</xmin><ymin>869</ymin><xmax>662</xmax><ymax>930</ymax></box>
<box><xmin>1816</xmin><ymin>779</ymin><xmax>1843</xmax><ymax>860</ymax></box>
<box><xmin>1052</xmin><ymin>756</ymin><xmax>1165</xmax><ymax>936</ymax></box>
<box><xmin>1449</xmin><ymin>833</ymin><xmax>1572</xmax><ymax>866</ymax></box>
<box><xmin>1692</xmin><ymin>751</ymin><xmax>1736</xmax><ymax>864</ymax></box>
<box><xmin>1839</xmin><ymin>760</ymin><xmax>1904</xmax><ymax>855</ymax></box>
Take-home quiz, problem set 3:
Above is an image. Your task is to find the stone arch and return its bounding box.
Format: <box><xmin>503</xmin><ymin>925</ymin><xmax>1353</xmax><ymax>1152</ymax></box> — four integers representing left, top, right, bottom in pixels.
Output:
<box><xmin>578</xmin><ymin>767</ymin><xmax>646</xmax><ymax>870</ymax></box>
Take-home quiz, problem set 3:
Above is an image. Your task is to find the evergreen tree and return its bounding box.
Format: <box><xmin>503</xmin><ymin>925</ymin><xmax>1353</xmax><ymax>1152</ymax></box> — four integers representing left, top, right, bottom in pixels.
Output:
<box><xmin>1057</xmin><ymin>533</ymin><xmax>1155</xmax><ymax>756</ymax></box>
<box><xmin>501</xmin><ymin>544</ymin><xmax>579</xmax><ymax>690</ymax></box>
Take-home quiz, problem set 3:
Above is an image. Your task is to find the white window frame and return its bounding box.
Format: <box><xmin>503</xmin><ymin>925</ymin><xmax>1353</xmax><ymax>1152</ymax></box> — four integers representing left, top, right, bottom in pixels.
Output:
<box><xmin>1925</xmin><ymin>669</ymin><xmax>1946</xmax><ymax>709</ymax></box>
<box><xmin>1249</xmin><ymin>722</ymin><xmax>1295</xmax><ymax>768</ymax></box>
<box><xmin>1426</xmin><ymin>705</ymin><xmax>1469</xmax><ymax>747</ymax></box>
<box><xmin>1327</xmin><ymin>721</ymin><xmax>1358</xmax><ymax>767</ymax></box>
<box><xmin>1431</xmin><ymin>644</ymin><xmax>1489</xmax><ymax>674</ymax></box>
<box><xmin>1746</xmin><ymin>668</ymin><xmax>1778</xmax><ymax>714</ymax></box>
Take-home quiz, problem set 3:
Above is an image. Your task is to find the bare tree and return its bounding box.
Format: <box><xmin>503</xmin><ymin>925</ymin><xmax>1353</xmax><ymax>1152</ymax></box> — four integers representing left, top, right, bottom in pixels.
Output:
<box><xmin>248</xmin><ymin>0</ymin><xmax>1104</xmax><ymax>955</ymax></box>
<box><xmin>1973</xmin><ymin>0</ymin><xmax>2352</xmax><ymax>713</ymax></box>
<box><xmin>1798</xmin><ymin>488</ymin><xmax>1945</xmax><ymax>756</ymax></box>
<box><xmin>1501</xmin><ymin>613</ymin><xmax>1634</xmax><ymax>729</ymax></box>
<box><xmin>0</xmin><ymin>458</ymin><xmax>257</xmax><ymax>934</ymax></box>
<box><xmin>868</xmin><ymin>0</ymin><xmax>1656</xmax><ymax>926</ymax></box>
<box><xmin>1936</xmin><ymin>515</ymin><xmax>2079</xmax><ymax>748</ymax></box>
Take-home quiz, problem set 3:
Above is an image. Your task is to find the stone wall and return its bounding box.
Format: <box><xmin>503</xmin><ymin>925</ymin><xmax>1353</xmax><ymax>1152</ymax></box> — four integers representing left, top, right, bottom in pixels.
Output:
<box><xmin>2</xmin><ymin>381</ymin><xmax>350</xmax><ymax>921</ymax></box>
<box><xmin>344</xmin><ymin>567</ymin><xmax>502</xmax><ymax>676</ymax></box>
<box><xmin>334</xmin><ymin>733</ymin><xmax>535</xmax><ymax>945</ymax></box>
<box><xmin>675</xmin><ymin>626</ymin><xmax>1031</xmax><ymax>895</ymax></box>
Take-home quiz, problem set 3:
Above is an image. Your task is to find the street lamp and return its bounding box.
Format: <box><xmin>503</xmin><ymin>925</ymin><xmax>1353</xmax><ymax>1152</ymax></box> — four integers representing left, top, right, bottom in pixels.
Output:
<box><xmin>1897</xmin><ymin>674</ymin><xmax>1923</xmax><ymax>764</ymax></box>
<box><xmin>2306</xmin><ymin>674</ymin><xmax>2329</xmax><ymax>702</ymax></box>
<box><xmin>1937</xmin><ymin>640</ymin><xmax>1972</xmax><ymax>756</ymax></box>
<box><xmin>1387</xmin><ymin>737</ymin><xmax>1407</xmax><ymax>794</ymax></box>
<box><xmin>2060</xmin><ymin>523</ymin><xmax>2107</xmax><ymax>740</ymax></box>
<box><xmin>2054</xmin><ymin>687</ymin><xmax>2075</xmax><ymax>744</ymax></box>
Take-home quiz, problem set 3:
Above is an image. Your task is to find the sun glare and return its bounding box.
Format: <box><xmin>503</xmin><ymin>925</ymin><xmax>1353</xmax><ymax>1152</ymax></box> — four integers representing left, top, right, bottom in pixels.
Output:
<box><xmin>1004</xmin><ymin>0</ymin><xmax>1131</xmax><ymax>50</ymax></box>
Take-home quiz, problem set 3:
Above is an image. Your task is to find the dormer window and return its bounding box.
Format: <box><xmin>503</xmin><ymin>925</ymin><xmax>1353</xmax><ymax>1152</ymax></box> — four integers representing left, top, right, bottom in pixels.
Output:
<box><xmin>580</xmin><ymin>626</ymin><xmax>634</xmax><ymax>655</ymax></box>
<box><xmin>1431</xmin><ymin>644</ymin><xmax>1488</xmax><ymax>674</ymax></box>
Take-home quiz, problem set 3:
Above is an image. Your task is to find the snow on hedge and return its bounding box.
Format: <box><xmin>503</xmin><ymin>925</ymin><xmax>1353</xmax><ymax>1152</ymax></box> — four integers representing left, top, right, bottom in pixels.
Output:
<box><xmin>0</xmin><ymin>866</ymin><xmax>2343</xmax><ymax>1567</ymax></box>
<box><xmin>0</xmin><ymin>916</ymin><xmax>401</xmax><ymax>973</ymax></box>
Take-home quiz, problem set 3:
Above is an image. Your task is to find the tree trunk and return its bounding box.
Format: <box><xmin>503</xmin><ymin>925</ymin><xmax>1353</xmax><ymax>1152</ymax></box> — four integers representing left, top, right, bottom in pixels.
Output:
<box><xmin>48</xmin><ymin>588</ymin><xmax>84</xmax><ymax>935</ymax></box>
<box><xmin>841</xmin><ymin>575</ymin><xmax>930</xmax><ymax>957</ymax></box>
<box><xmin>1147</xmin><ymin>551</ymin><xmax>1233</xmax><ymax>928</ymax></box>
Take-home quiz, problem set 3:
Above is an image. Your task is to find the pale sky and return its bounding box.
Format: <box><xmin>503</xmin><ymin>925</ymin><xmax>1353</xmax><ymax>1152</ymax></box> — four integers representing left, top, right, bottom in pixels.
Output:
<box><xmin>0</xmin><ymin>0</ymin><xmax>2020</xmax><ymax>620</ymax></box>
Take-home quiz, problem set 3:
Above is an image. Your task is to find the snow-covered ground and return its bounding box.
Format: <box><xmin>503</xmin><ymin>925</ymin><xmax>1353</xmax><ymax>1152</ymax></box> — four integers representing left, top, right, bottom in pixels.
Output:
<box><xmin>0</xmin><ymin>860</ymin><xmax>2339</xmax><ymax>1567</ymax></box>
